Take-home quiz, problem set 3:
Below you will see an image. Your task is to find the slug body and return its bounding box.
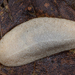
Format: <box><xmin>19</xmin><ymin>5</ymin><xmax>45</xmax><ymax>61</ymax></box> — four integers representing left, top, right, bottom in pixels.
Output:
<box><xmin>0</xmin><ymin>17</ymin><xmax>75</xmax><ymax>66</ymax></box>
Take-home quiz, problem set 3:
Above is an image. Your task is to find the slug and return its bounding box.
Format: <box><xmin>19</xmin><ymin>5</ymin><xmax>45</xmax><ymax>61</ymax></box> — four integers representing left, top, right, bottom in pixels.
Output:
<box><xmin>0</xmin><ymin>17</ymin><xmax>75</xmax><ymax>66</ymax></box>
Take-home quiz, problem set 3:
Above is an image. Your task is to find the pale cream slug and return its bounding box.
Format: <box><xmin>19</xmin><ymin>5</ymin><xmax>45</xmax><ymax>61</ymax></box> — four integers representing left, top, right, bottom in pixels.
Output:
<box><xmin>0</xmin><ymin>17</ymin><xmax>75</xmax><ymax>66</ymax></box>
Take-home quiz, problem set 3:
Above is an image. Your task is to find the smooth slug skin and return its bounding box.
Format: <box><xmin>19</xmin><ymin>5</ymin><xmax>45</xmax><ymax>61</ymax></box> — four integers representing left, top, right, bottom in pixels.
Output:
<box><xmin>0</xmin><ymin>17</ymin><xmax>75</xmax><ymax>66</ymax></box>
